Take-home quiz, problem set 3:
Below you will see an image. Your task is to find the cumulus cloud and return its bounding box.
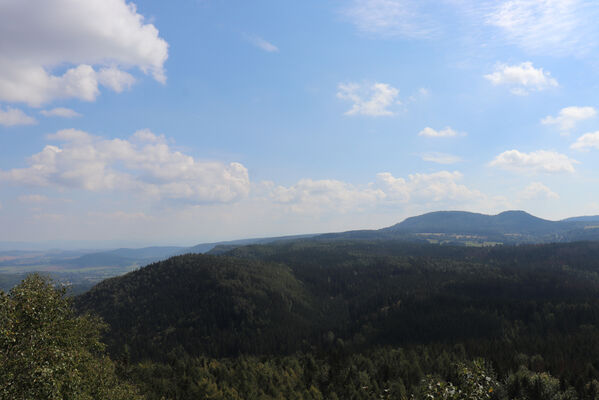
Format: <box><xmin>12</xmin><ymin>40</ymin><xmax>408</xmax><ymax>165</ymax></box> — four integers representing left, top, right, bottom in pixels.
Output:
<box><xmin>489</xmin><ymin>149</ymin><xmax>578</xmax><ymax>174</ymax></box>
<box><xmin>246</xmin><ymin>35</ymin><xmax>279</xmax><ymax>52</ymax></box>
<box><xmin>96</xmin><ymin>67</ymin><xmax>136</xmax><ymax>93</ymax></box>
<box><xmin>40</xmin><ymin>107</ymin><xmax>82</xmax><ymax>118</ymax></box>
<box><xmin>0</xmin><ymin>129</ymin><xmax>249</xmax><ymax>204</ymax></box>
<box><xmin>377</xmin><ymin>170</ymin><xmax>484</xmax><ymax>203</ymax></box>
<box><xmin>343</xmin><ymin>0</ymin><xmax>436</xmax><ymax>38</ymax></box>
<box><xmin>0</xmin><ymin>107</ymin><xmax>36</xmax><ymax>126</ymax></box>
<box><xmin>485</xmin><ymin>0</ymin><xmax>598</xmax><ymax>55</ymax></box>
<box><xmin>519</xmin><ymin>182</ymin><xmax>559</xmax><ymax>200</ymax></box>
<box><xmin>421</xmin><ymin>152</ymin><xmax>462</xmax><ymax>164</ymax></box>
<box><xmin>418</xmin><ymin>126</ymin><xmax>463</xmax><ymax>138</ymax></box>
<box><xmin>0</xmin><ymin>0</ymin><xmax>168</xmax><ymax>106</ymax></box>
<box><xmin>269</xmin><ymin>170</ymin><xmax>486</xmax><ymax>213</ymax></box>
<box><xmin>484</xmin><ymin>62</ymin><xmax>558</xmax><ymax>95</ymax></box>
<box><xmin>542</xmin><ymin>106</ymin><xmax>596</xmax><ymax>133</ymax></box>
<box><xmin>571</xmin><ymin>131</ymin><xmax>599</xmax><ymax>151</ymax></box>
<box><xmin>337</xmin><ymin>82</ymin><xmax>400</xmax><ymax>116</ymax></box>
<box><xmin>270</xmin><ymin>179</ymin><xmax>385</xmax><ymax>213</ymax></box>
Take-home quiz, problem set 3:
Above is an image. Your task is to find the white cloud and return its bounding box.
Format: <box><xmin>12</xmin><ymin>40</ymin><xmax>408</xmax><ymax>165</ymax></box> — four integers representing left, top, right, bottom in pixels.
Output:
<box><xmin>246</xmin><ymin>35</ymin><xmax>279</xmax><ymax>52</ymax></box>
<box><xmin>40</xmin><ymin>107</ymin><xmax>82</xmax><ymax>118</ymax></box>
<box><xmin>571</xmin><ymin>131</ymin><xmax>599</xmax><ymax>151</ymax></box>
<box><xmin>542</xmin><ymin>106</ymin><xmax>596</xmax><ymax>133</ymax></box>
<box><xmin>0</xmin><ymin>129</ymin><xmax>249</xmax><ymax>204</ymax></box>
<box><xmin>406</xmin><ymin>87</ymin><xmax>430</xmax><ymax>103</ymax></box>
<box><xmin>269</xmin><ymin>170</ymin><xmax>486</xmax><ymax>214</ymax></box>
<box><xmin>343</xmin><ymin>0</ymin><xmax>436</xmax><ymax>38</ymax></box>
<box><xmin>489</xmin><ymin>149</ymin><xmax>578</xmax><ymax>173</ymax></box>
<box><xmin>132</xmin><ymin>128</ymin><xmax>166</xmax><ymax>143</ymax></box>
<box><xmin>270</xmin><ymin>179</ymin><xmax>385</xmax><ymax>213</ymax></box>
<box><xmin>0</xmin><ymin>107</ymin><xmax>37</xmax><ymax>126</ymax></box>
<box><xmin>97</xmin><ymin>67</ymin><xmax>136</xmax><ymax>92</ymax></box>
<box><xmin>418</xmin><ymin>126</ymin><xmax>463</xmax><ymax>138</ymax></box>
<box><xmin>377</xmin><ymin>170</ymin><xmax>485</xmax><ymax>203</ymax></box>
<box><xmin>337</xmin><ymin>82</ymin><xmax>400</xmax><ymax>116</ymax></box>
<box><xmin>519</xmin><ymin>182</ymin><xmax>559</xmax><ymax>200</ymax></box>
<box><xmin>484</xmin><ymin>62</ymin><xmax>558</xmax><ymax>95</ymax></box>
<box><xmin>485</xmin><ymin>0</ymin><xmax>598</xmax><ymax>55</ymax></box>
<box><xmin>0</xmin><ymin>0</ymin><xmax>168</xmax><ymax>106</ymax></box>
<box><xmin>421</xmin><ymin>152</ymin><xmax>462</xmax><ymax>164</ymax></box>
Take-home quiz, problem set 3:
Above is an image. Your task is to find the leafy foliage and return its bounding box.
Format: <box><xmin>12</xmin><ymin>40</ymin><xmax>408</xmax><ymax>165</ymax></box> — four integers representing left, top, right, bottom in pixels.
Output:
<box><xmin>0</xmin><ymin>274</ymin><xmax>140</xmax><ymax>400</ymax></box>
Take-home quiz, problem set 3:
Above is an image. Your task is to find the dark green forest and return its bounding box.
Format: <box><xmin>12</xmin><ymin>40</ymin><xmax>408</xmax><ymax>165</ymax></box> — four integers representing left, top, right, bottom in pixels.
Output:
<box><xmin>7</xmin><ymin>239</ymin><xmax>599</xmax><ymax>398</ymax></box>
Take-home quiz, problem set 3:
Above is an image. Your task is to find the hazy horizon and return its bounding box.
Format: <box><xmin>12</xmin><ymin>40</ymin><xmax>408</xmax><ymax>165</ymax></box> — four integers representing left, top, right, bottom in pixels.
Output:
<box><xmin>3</xmin><ymin>208</ymin><xmax>599</xmax><ymax>251</ymax></box>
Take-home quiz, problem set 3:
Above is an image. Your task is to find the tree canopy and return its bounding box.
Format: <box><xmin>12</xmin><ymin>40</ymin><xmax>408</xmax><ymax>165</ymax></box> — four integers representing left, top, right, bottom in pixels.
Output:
<box><xmin>0</xmin><ymin>274</ymin><xmax>140</xmax><ymax>400</ymax></box>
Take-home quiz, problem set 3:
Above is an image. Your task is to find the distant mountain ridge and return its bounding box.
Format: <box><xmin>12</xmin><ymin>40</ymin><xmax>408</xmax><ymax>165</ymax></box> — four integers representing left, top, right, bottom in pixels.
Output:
<box><xmin>385</xmin><ymin>210</ymin><xmax>564</xmax><ymax>235</ymax></box>
<box><xmin>3</xmin><ymin>210</ymin><xmax>599</xmax><ymax>289</ymax></box>
<box><xmin>180</xmin><ymin>233</ymin><xmax>318</xmax><ymax>255</ymax></box>
<box><xmin>62</xmin><ymin>246</ymin><xmax>186</xmax><ymax>268</ymax></box>
<box><xmin>561</xmin><ymin>215</ymin><xmax>599</xmax><ymax>223</ymax></box>
<box><xmin>316</xmin><ymin>210</ymin><xmax>599</xmax><ymax>245</ymax></box>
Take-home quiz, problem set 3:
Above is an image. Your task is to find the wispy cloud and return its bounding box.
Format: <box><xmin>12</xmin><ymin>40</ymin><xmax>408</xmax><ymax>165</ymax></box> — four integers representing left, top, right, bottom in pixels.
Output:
<box><xmin>542</xmin><ymin>106</ymin><xmax>596</xmax><ymax>134</ymax></box>
<box><xmin>40</xmin><ymin>107</ymin><xmax>82</xmax><ymax>118</ymax></box>
<box><xmin>342</xmin><ymin>0</ymin><xmax>437</xmax><ymax>38</ymax></box>
<box><xmin>18</xmin><ymin>194</ymin><xmax>48</xmax><ymax>203</ymax></box>
<box><xmin>484</xmin><ymin>62</ymin><xmax>558</xmax><ymax>95</ymax></box>
<box><xmin>246</xmin><ymin>35</ymin><xmax>279</xmax><ymax>52</ymax></box>
<box><xmin>0</xmin><ymin>107</ymin><xmax>37</xmax><ymax>126</ymax></box>
<box><xmin>485</xmin><ymin>0</ymin><xmax>599</xmax><ymax>55</ymax></box>
<box><xmin>571</xmin><ymin>131</ymin><xmax>599</xmax><ymax>151</ymax></box>
<box><xmin>342</xmin><ymin>0</ymin><xmax>599</xmax><ymax>56</ymax></box>
<box><xmin>519</xmin><ymin>182</ymin><xmax>559</xmax><ymax>200</ymax></box>
<box><xmin>418</xmin><ymin>126</ymin><xmax>464</xmax><ymax>138</ymax></box>
<box><xmin>337</xmin><ymin>82</ymin><xmax>400</xmax><ymax>116</ymax></box>
<box><xmin>421</xmin><ymin>152</ymin><xmax>462</xmax><ymax>164</ymax></box>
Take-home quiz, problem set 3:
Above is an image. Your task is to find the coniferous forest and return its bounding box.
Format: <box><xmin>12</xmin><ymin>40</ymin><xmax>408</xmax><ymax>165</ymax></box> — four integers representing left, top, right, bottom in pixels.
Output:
<box><xmin>6</xmin><ymin>239</ymin><xmax>599</xmax><ymax>399</ymax></box>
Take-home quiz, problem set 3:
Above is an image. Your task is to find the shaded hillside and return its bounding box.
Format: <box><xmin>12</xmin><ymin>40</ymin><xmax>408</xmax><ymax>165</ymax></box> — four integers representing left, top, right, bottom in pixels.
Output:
<box><xmin>76</xmin><ymin>254</ymin><xmax>316</xmax><ymax>360</ymax></box>
<box><xmin>79</xmin><ymin>240</ymin><xmax>599</xmax><ymax>372</ymax></box>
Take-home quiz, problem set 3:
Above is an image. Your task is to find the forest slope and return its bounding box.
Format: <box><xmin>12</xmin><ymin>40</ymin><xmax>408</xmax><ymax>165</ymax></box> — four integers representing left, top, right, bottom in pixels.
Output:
<box><xmin>73</xmin><ymin>239</ymin><xmax>599</xmax><ymax>399</ymax></box>
<box><xmin>76</xmin><ymin>254</ymin><xmax>316</xmax><ymax>360</ymax></box>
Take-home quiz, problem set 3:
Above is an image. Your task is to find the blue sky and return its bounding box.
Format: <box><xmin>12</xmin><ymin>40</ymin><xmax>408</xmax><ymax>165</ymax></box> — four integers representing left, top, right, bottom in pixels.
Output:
<box><xmin>2</xmin><ymin>0</ymin><xmax>599</xmax><ymax>246</ymax></box>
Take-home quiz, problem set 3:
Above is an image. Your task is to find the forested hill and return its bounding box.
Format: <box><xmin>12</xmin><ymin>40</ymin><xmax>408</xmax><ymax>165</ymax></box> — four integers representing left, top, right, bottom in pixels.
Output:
<box><xmin>72</xmin><ymin>239</ymin><xmax>599</xmax><ymax>398</ymax></box>
<box><xmin>76</xmin><ymin>254</ymin><xmax>317</xmax><ymax>360</ymax></box>
<box><xmin>78</xmin><ymin>240</ymin><xmax>599</xmax><ymax>363</ymax></box>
